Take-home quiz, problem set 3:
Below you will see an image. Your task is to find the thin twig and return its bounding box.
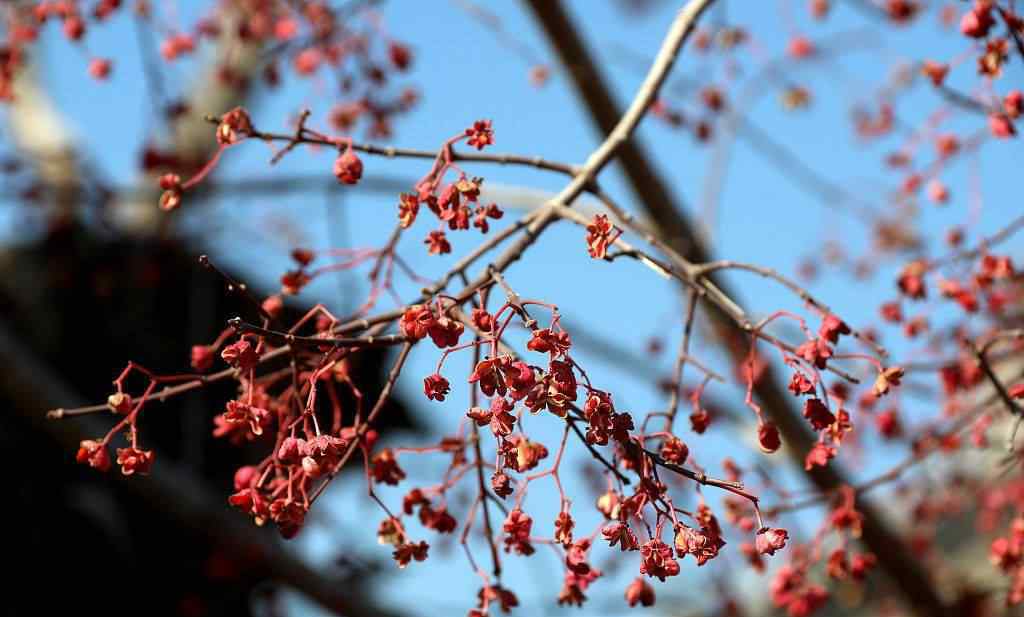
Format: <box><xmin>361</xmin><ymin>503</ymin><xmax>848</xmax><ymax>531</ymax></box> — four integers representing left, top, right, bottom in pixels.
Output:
<box><xmin>665</xmin><ymin>289</ymin><xmax>700</xmax><ymax>429</ymax></box>
<box><xmin>229</xmin><ymin>318</ymin><xmax>411</xmax><ymax>349</ymax></box>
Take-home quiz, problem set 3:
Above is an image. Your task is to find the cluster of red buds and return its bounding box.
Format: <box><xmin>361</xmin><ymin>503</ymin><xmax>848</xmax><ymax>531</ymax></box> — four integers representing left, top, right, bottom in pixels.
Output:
<box><xmin>393</xmin><ymin>120</ymin><xmax>504</xmax><ymax>256</ymax></box>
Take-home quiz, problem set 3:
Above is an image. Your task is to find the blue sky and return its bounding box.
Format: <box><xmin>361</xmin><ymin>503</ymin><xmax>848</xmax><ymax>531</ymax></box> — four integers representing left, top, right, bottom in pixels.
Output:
<box><xmin>8</xmin><ymin>1</ymin><xmax>1023</xmax><ymax>615</ymax></box>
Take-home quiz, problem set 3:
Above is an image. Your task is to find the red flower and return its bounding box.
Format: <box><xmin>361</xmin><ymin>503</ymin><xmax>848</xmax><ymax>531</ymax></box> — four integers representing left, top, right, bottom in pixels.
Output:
<box><xmin>293</xmin><ymin>48</ymin><xmax>321</xmax><ymax>75</ymax></box>
<box><xmin>827</xmin><ymin>548</ymin><xmax>850</xmax><ymax>579</ymax></box>
<box><xmin>420</xmin><ymin>505</ymin><xmax>457</xmax><ymax>534</ymax></box>
<box><xmin>660</xmin><ymin>436</ymin><xmax>689</xmax><ymax>464</ymax></box>
<box><xmin>466</xmin><ymin>406</ymin><xmax>492</xmax><ymax>426</ymax></box>
<box><xmin>233</xmin><ymin>465</ymin><xmax>258</xmax><ymax>491</ymax></box>
<box><xmin>554</xmin><ymin>511</ymin><xmax>575</xmax><ymax>546</ymax></box>
<box><xmin>116</xmin><ymin>447</ymin><xmax>155</xmax><ymax>476</ymax></box>
<box><xmin>991</xmin><ymin>536</ymin><xmax>1023</xmax><ymax>572</ymax></box>
<box><xmin>602</xmin><ymin>522</ymin><xmax>639</xmax><ymax>551</ymax></box>
<box><xmin>329</xmin><ymin>101</ymin><xmax>363</xmax><ymax>131</ymax></box>
<box><xmin>960</xmin><ymin>4</ymin><xmax>995</xmax><ymax>37</ymax></box>
<box><xmin>583</xmin><ymin>391</ymin><xmax>615</xmax><ymax>445</ymax></box>
<box><xmin>221</xmin><ymin>339</ymin><xmax>258</xmax><ymax>371</ymax></box>
<box><xmin>223</xmin><ymin>400</ymin><xmax>270</xmax><ymax>436</ymax></box>
<box><xmin>787</xmin><ymin>586</ymin><xmax>828</xmax><ymax>616</ymax></box>
<box><xmin>690</xmin><ymin>408</ymin><xmax>711</xmax><ymax>434</ymax></box>
<box><xmin>472</xmin><ymin>203</ymin><xmax>503</xmax><ymax>233</ymax></box>
<box><xmin>270</xmin><ymin>497</ymin><xmax>305</xmax><ymax>540</ymax></box>
<box><xmin>304</xmin><ymin>434</ymin><xmax>347</xmax><ymax>466</ymax></box>
<box><xmin>468</xmin><ymin>357</ymin><xmax>506</xmax><ymax>398</ymax></box>
<box><xmin>277</xmin><ymin>436</ymin><xmax>305</xmax><ymax>463</ymax></box>
<box><xmin>504</xmin><ymin>436</ymin><xmax>548</xmax><ymax>472</ymax></box>
<box><xmin>491</xmin><ymin>471</ymin><xmax>513</xmax><ymax>498</ymax></box>
<box><xmin>565</xmin><ymin>539</ymin><xmax>592</xmax><ymax>575</ymax></box>
<box><xmin>397</xmin><ymin>192</ymin><xmax>419</xmax><ymax>228</ymax></box>
<box><xmin>921</xmin><ymin>60</ymin><xmax>949</xmax><ymax>86</ymax></box>
<box><xmin>980</xmin><ymin>254</ymin><xmax>1015</xmax><ymax>279</ymax></box>
<box><xmin>978</xmin><ymin>38</ymin><xmax>1009</xmax><ymax>77</ymax></box>
<box><xmin>804</xmin><ymin>442</ymin><xmax>836</xmax><ymax>470</ymax></box>
<box><xmin>526</xmin><ymin>328</ymin><xmax>571</xmax><ymax>356</ymax></box>
<box><xmin>423</xmin><ymin>373</ymin><xmax>451</xmax><ymax>401</ymax></box>
<box><xmin>829</xmin><ymin>489</ymin><xmax>864</xmax><ymax>536</ymax></box>
<box><xmin>879</xmin><ymin>300</ymin><xmax>903</xmax><ymax>323</ymax></box>
<box><xmin>158</xmin><ymin>172</ymin><xmax>182</xmax><ymax>192</ymax></box>
<box><xmin>427</xmin><ymin>315</ymin><xmax>463</xmax><ymax>348</ymax></box>
<box><xmin>502</xmin><ymin>509</ymin><xmax>534</xmax><ymax>555</ymax></box>
<box><xmin>674</xmin><ymin>524</ymin><xmax>725</xmax><ymax>566</ymax></box>
<box><xmin>755</xmin><ymin>527</ymin><xmax>789</xmax><ymax>556</ymax></box>
<box><xmin>818</xmin><ymin>314</ymin><xmax>851</xmax><ymax>344</ymax></box>
<box><xmin>471</xmin><ymin>307</ymin><xmax>494</xmax><ymax>333</ymax></box>
<box><xmin>759</xmin><ymin>422</ymin><xmax>782</xmax><ymax>453</ymax></box>
<box><xmin>787</xmin><ymin>36</ymin><xmax>815</xmax><ymax>58</ymax></box>
<box><xmin>333</xmin><ymin>149</ymin><xmax>363</xmax><ymax>185</ymax></box>
<box><xmin>1006</xmin><ymin>90</ymin><xmax>1023</xmax><ymax>119</ymax></box>
<box><xmin>596</xmin><ymin>490</ymin><xmax>620</xmax><ymax>519</ymax></box>
<box><xmin>873</xmin><ymin>366</ymin><xmax>904</xmax><ymax>397</ymax></box>
<box><xmin>191</xmin><ymin>344</ymin><xmax>215</xmax><ymax>371</ymax></box>
<box><xmin>63</xmin><ymin>16</ymin><xmax>85</xmax><ymax>40</ymax></box>
<box><xmin>489</xmin><ymin>399</ymin><xmax>516</xmax><ymax>437</ymax></box>
<box><xmin>455</xmin><ymin>175</ymin><xmax>482</xmax><ymax>201</ymax></box>
<box><xmin>425</xmin><ymin>230</ymin><xmax>451</xmax><ymax>255</ymax></box>
<box><xmin>76</xmin><ymin>439</ymin><xmax>111</xmax><ymax>472</ymax></box>
<box><xmin>216</xmin><ymin>106</ymin><xmax>253</xmax><ymax>145</ymax></box>
<box><xmin>935</xmin><ymin>133</ymin><xmax>960</xmax><ymax>159</ymax></box>
<box><xmin>280</xmin><ymin>269</ymin><xmax>310</xmax><ymax>295</ymax></box>
<box><xmin>850</xmin><ymin>552</ymin><xmax>877</xmax><ymax>580</ymax></box>
<box><xmin>795</xmin><ymin>337</ymin><xmax>832</xmax><ymax>370</ymax></box>
<box><xmin>441</xmin><ymin>203</ymin><xmax>471</xmax><ymax>231</ymax></box>
<box><xmin>639</xmin><ymin>539</ymin><xmax>679</xmax><ymax>580</ymax></box>
<box><xmin>478</xmin><ymin>585</ymin><xmax>518</xmax><ymax>613</ymax></box>
<box><xmin>465</xmin><ymin>120</ymin><xmax>494</xmax><ymax>150</ymax></box>
<box><xmin>788</xmin><ymin>370</ymin><xmax>815</xmax><ymax>396</ymax></box>
<box><xmin>770</xmin><ymin>564</ymin><xmax>805</xmax><ymax>608</ymax></box>
<box><xmin>228</xmin><ymin>488</ymin><xmax>268</xmax><ymax>522</ymax></box>
<box><xmin>557</xmin><ymin>573</ymin><xmax>587</xmax><ymax>607</ymax></box>
<box><xmin>377</xmin><ymin>517</ymin><xmax>404</xmax><ymax>546</ymax></box>
<box><xmin>701</xmin><ymin>86</ymin><xmax>725</xmax><ymax>111</ymax></box>
<box><xmin>392</xmin><ymin>540</ymin><xmax>429</xmax><ymax>568</ymax></box>
<box><xmin>875</xmin><ymin>409</ymin><xmax>903</xmax><ymax>438</ymax></box>
<box><xmin>625</xmin><ymin>577</ymin><xmax>656</xmax><ymax>607</ymax></box>
<box><xmin>399</xmin><ymin>304</ymin><xmax>435</xmax><ymax>340</ymax></box>
<box><xmin>990</xmin><ymin>113</ymin><xmax>1017</xmax><ymax>139</ymax></box>
<box><xmin>548</xmin><ymin>359</ymin><xmax>577</xmax><ymax>395</ymax></box>
<box><xmin>399</xmin><ymin>490</ymin><xmax>427</xmax><ymax>518</ymax></box>
<box><xmin>88</xmin><ymin>58</ymin><xmax>112</xmax><ymax>80</ymax></box>
<box><xmin>107</xmin><ymin>392</ymin><xmax>132</xmax><ymax>414</ymax></box>
<box><xmin>370</xmin><ymin>448</ymin><xmax>406</xmax><ymax>485</ymax></box>
<box><xmin>158</xmin><ymin>173</ymin><xmax>183</xmax><ymax>211</ymax></box>
<box><xmin>389</xmin><ymin>42</ymin><xmax>412</xmax><ymax>70</ymax></box>
<box><xmin>161</xmin><ymin>33</ymin><xmax>196</xmax><ymax>60</ymax></box>
<box><xmin>585</xmin><ymin>214</ymin><xmax>618</xmax><ymax>259</ymax></box>
<box><xmin>261</xmin><ymin>295</ymin><xmax>283</xmax><ymax>318</ymax></box>
<box><xmin>504</xmin><ymin>360</ymin><xmax>537</xmax><ymax>400</ymax></box>
<box><xmin>803</xmin><ymin>398</ymin><xmax>835</xmax><ymax>431</ymax></box>
<box><xmin>897</xmin><ymin>260</ymin><xmax>928</xmax><ymax>299</ymax></box>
